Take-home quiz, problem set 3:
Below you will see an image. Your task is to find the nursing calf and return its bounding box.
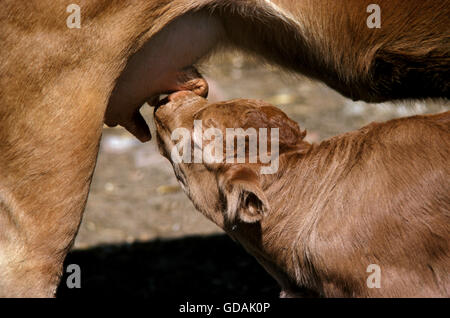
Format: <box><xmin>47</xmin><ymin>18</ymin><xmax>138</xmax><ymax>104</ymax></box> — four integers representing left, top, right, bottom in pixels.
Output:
<box><xmin>154</xmin><ymin>91</ymin><xmax>450</xmax><ymax>297</ymax></box>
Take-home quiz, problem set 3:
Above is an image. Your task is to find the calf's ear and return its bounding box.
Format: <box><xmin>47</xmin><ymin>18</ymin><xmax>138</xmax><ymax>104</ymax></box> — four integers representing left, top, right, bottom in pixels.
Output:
<box><xmin>219</xmin><ymin>166</ymin><xmax>270</xmax><ymax>223</ymax></box>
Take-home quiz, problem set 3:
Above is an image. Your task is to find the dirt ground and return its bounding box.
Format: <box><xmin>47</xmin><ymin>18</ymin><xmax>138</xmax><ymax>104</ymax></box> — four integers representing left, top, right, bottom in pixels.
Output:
<box><xmin>57</xmin><ymin>54</ymin><xmax>449</xmax><ymax>298</ymax></box>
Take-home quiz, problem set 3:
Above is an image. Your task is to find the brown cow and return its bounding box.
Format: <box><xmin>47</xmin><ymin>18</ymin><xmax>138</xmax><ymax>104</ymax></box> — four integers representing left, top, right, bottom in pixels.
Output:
<box><xmin>0</xmin><ymin>0</ymin><xmax>448</xmax><ymax>296</ymax></box>
<box><xmin>154</xmin><ymin>91</ymin><xmax>450</xmax><ymax>297</ymax></box>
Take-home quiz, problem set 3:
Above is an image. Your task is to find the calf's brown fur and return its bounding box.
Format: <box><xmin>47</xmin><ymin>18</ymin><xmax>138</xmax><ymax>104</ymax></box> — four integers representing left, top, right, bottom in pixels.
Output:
<box><xmin>154</xmin><ymin>91</ymin><xmax>450</xmax><ymax>297</ymax></box>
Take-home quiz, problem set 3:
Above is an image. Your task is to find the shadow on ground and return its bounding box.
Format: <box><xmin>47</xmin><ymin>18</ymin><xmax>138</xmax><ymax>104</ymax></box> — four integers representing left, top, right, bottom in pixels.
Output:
<box><xmin>57</xmin><ymin>234</ymin><xmax>279</xmax><ymax>298</ymax></box>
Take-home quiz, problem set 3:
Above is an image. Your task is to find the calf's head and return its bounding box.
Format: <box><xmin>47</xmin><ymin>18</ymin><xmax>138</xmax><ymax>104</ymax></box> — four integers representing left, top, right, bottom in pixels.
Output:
<box><xmin>154</xmin><ymin>91</ymin><xmax>309</xmax><ymax>229</ymax></box>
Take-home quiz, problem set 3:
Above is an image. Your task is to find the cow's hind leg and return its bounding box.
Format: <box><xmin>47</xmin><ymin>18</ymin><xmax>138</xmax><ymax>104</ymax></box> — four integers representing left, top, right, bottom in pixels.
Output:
<box><xmin>0</xmin><ymin>100</ymin><xmax>103</xmax><ymax>297</ymax></box>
